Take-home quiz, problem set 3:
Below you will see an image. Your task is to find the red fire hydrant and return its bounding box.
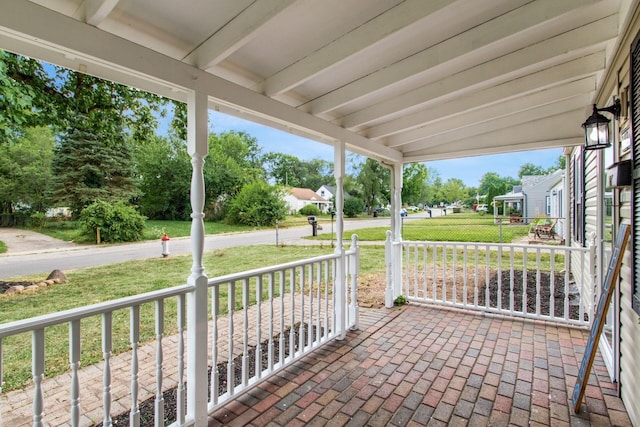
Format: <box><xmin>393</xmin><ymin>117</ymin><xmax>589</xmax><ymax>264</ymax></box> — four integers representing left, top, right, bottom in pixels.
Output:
<box><xmin>161</xmin><ymin>233</ymin><xmax>170</xmax><ymax>257</ymax></box>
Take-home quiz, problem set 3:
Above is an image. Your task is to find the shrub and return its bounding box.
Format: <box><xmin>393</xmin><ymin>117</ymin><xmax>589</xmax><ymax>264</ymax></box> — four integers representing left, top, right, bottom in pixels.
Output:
<box><xmin>343</xmin><ymin>197</ymin><xmax>365</xmax><ymax>217</ymax></box>
<box><xmin>226</xmin><ymin>181</ymin><xmax>287</xmax><ymax>226</ymax></box>
<box><xmin>80</xmin><ymin>200</ymin><xmax>146</xmax><ymax>243</ymax></box>
<box><xmin>29</xmin><ymin>212</ymin><xmax>48</xmax><ymax>229</ymax></box>
<box><xmin>299</xmin><ymin>204</ymin><xmax>321</xmax><ymax>216</ymax></box>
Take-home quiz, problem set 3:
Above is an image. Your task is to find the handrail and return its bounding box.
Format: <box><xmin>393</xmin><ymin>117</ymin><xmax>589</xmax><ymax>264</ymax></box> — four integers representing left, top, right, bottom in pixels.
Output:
<box><xmin>0</xmin><ymin>284</ymin><xmax>192</xmax><ymax>337</ymax></box>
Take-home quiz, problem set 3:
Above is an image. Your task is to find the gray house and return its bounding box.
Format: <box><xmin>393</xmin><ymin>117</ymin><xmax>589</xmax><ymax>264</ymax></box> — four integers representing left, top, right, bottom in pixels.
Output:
<box><xmin>493</xmin><ymin>169</ymin><xmax>564</xmax><ymax>222</ymax></box>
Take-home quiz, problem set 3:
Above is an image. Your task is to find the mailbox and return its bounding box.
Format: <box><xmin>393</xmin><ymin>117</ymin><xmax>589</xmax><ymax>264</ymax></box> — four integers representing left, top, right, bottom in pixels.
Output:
<box><xmin>606</xmin><ymin>160</ymin><xmax>631</xmax><ymax>189</ymax></box>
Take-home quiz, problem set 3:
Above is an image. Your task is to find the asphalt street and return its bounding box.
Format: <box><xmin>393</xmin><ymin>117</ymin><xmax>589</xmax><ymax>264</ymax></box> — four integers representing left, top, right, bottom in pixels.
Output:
<box><xmin>0</xmin><ymin>211</ymin><xmax>439</xmax><ymax>279</ymax></box>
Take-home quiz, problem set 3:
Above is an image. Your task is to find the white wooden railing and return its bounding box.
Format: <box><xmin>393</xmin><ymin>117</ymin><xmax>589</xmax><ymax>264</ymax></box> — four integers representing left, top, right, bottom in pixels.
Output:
<box><xmin>385</xmin><ymin>232</ymin><xmax>595</xmax><ymax>327</ymax></box>
<box><xmin>0</xmin><ymin>236</ymin><xmax>359</xmax><ymax>427</ymax></box>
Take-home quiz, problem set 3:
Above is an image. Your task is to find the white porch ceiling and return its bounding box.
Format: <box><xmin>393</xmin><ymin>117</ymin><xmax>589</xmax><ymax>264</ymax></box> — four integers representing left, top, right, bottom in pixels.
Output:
<box><xmin>0</xmin><ymin>0</ymin><xmax>636</xmax><ymax>164</ymax></box>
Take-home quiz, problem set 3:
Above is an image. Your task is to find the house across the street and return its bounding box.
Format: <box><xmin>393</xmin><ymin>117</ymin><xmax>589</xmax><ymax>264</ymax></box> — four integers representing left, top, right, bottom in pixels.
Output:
<box><xmin>283</xmin><ymin>187</ymin><xmax>330</xmax><ymax>214</ymax></box>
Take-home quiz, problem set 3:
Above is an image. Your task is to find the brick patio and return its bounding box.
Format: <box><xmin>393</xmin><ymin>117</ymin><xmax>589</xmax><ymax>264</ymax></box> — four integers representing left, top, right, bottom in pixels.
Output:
<box><xmin>208</xmin><ymin>304</ymin><xmax>631</xmax><ymax>427</ymax></box>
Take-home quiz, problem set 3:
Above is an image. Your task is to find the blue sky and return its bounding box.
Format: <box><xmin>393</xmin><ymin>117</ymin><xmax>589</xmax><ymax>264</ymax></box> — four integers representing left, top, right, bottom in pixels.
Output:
<box><xmin>209</xmin><ymin>111</ymin><xmax>562</xmax><ymax>188</ymax></box>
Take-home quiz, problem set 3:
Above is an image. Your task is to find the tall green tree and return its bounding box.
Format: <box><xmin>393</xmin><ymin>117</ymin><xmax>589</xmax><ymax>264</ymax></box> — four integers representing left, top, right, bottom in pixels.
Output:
<box><xmin>52</xmin><ymin>118</ymin><xmax>139</xmax><ymax>216</ymax></box>
<box><xmin>440</xmin><ymin>178</ymin><xmax>469</xmax><ymax>205</ymax></box>
<box><xmin>518</xmin><ymin>162</ymin><xmax>546</xmax><ymax>178</ymax></box>
<box><xmin>356</xmin><ymin>158</ymin><xmax>390</xmax><ymax>213</ymax></box>
<box><xmin>134</xmin><ymin>135</ymin><xmax>192</xmax><ymax>220</ymax></box>
<box><xmin>0</xmin><ymin>51</ymin><xmax>59</xmax><ymax>142</ymax></box>
<box><xmin>2</xmin><ymin>51</ymin><xmax>170</xmax><ymax>215</ymax></box>
<box><xmin>402</xmin><ymin>163</ymin><xmax>437</xmax><ymax>206</ymax></box>
<box><xmin>205</xmin><ymin>131</ymin><xmax>264</xmax><ymax>219</ymax></box>
<box><xmin>263</xmin><ymin>153</ymin><xmax>333</xmax><ymax>190</ymax></box>
<box><xmin>0</xmin><ymin>126</ymin><xmax>55</xmax><ymax>215</ymax></box>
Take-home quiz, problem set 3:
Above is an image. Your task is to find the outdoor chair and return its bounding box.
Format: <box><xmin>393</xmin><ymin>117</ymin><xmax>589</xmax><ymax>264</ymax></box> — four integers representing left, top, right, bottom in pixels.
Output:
<box><xmin>533</xmin><ymin>218</ymin><xmax>557</xmax><ymax>240</ymax></box>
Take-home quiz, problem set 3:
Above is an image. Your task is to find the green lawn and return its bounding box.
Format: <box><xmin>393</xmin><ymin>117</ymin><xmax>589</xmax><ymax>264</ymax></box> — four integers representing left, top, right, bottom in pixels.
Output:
<box><xmin>316</xmin><ymin>212</ymin><xmax>530</xmax><ymax>243</ymax></box>
<box><xmin>0</xmin><ymin>240</ymin><xmax>6</xmax><ymax>254</ymax></box>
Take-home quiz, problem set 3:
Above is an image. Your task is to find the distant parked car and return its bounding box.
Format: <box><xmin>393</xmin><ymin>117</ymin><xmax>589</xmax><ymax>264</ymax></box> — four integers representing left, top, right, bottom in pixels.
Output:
<box><xmin>476</xmin><ymin>204</ymin><xmax>488</xmax><ymax>212</ymax></box>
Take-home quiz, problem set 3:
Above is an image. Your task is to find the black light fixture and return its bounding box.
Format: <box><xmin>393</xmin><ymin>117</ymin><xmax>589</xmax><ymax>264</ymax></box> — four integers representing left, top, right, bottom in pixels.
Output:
<box><xmin>582</xmin><ymin>98</ymin><xmax>621</xmax><ymax>150</ymax></box>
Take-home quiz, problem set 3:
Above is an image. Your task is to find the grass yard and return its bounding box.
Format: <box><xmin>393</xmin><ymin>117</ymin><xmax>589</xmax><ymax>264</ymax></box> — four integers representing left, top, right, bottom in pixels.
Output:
<box><xmin>0</xmin><ymin>240</ymin><xmax>6</xmax><ymax>255</ymax></box>
<box><xmin>316</xmin><ymin>212</ymin><xmax>531</xmax><ymax>243</ymax></box>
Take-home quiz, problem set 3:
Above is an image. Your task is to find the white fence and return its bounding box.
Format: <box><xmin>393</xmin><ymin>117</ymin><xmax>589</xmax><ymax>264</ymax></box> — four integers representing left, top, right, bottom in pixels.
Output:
<box><xmin>0</xmin><ymin>237</ymin><xmax>360</xmax><ymax>427</ymax></box>
<box><xmin>386</xmin><ymin>234</ymin><xmax>595</xmax><ymax>327</ymax></box>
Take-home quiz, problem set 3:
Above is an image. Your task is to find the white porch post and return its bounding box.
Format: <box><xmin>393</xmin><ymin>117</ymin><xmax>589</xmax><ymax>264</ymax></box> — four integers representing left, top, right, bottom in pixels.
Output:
<box><xmin>334</xmin><ymin>140</ymin><xmax>346</xmax><ymax>339</ymax></box>
<box><xmin>390</xmin><ymin>162</ymin><xmax>403</xmax><ymax>301</ymax></box>
<box><xmin>186</xmin><ymin>89</ymin><xmax>209</xmax><ymax>425</ymax></box>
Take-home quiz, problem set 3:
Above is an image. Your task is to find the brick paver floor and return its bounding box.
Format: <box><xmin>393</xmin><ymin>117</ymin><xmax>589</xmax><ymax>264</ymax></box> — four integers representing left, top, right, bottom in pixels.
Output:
<box><xmin>208</xmin><ymin>304</ymin><xmax>632</xmax><ymax>426</ymax></box>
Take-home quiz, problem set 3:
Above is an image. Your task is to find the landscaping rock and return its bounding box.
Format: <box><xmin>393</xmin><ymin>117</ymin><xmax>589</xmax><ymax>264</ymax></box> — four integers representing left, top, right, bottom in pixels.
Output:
<box><xmin>5</xmin><ymin>285</ymin><xmax>24</xmax><ymax>294</ymax></box>
<box><xmin>46</xmin><ymin>269</ymin><xmax>68</xmax><ymax>283</ymax></box>
<box><xmin>24</xmin><ymin>284</ymin><xmax>40</xmax><ymax>292</ymax></box>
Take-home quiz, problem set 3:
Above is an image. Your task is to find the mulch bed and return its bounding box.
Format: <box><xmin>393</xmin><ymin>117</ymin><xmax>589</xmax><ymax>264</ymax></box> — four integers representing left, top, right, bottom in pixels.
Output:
<box><xmin>0</xmin><ymin>281</ymin><xmax>33</xmax><ymax>293</ymax></box>
<box><xmin>97</xmin><ymin>323</ymin><xmax>317</xmax><ymax>426</ymax></box>
<box><xmin>477</xmin><ymin>270</ymin><xmax>583</xmax><ymax>320</ymax></box>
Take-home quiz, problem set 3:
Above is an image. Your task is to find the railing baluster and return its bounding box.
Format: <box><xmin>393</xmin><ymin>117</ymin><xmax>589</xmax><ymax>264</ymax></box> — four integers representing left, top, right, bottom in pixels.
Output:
<box><xmin>413</xmin><ymin>244</ymin><xmax>419</xmax><ymax>298</ymax></box>
<box><xmin>324</xmin><ymin>261</ymin><xmax>330</xmax><ymax>340</ymax></box>
<box><xmin>423</xmin><ymin>245</ymin><xmax>428</xmax><ymax>300</ymax></box>
<box><xmin>536</xmin><ymin>250</ymin><xmax>542</xmax><ymax>316</ymax></box>
<box><xmin>497</xmin><ymin>245</ymin><xmax>503</xmax><ymax>311</ymax></box>
<box><xmin>299</xmin><ymin>266</ymin><xmax>306</xmax><ymax>355</ymax></box>
<box><xmin>564</xmin><ymin>248</ymin><xmax>571</xmax><ymax>321</ymax></box>
<box><xmin>474</xmin><ymin>245</ymin><xmax>479</xmax><ymax>307</ymax></box>
<box><xmin>452</xmin><ymin>244</ymin><xmax>457</xmax><ymax>304</ymax></box>
<box><xmin>242</xmin><ymin>278</ymin><xmax>249</xmax><ymax>387</ymax></box>
<box><xmin>268</xmin><ymin>272</ymin><xmax>275</xmax><ymax>371</ymax></box>
<box><xmin>549</xmin><ymin>249</ymin><xmax>556</xmax><ymax>318</ymax></box>
<box><xmin>69</xmin><ymin>320</ymin><xmax>80</xmax><ymax>427</ymax></box>
<box><xmin>404</xmin><ymin>243</ymin><xmax>410</xmax><ymax>296</ymax></box>
<box><xmin>308</xmin><ymin>264</ymin><xmax>314</xmax><ymax>349</ymax></box>
<box><xmin>522</xmin><ymin>248</ymin><xmax>528</xmax><ymax>315</ymax></box>
<box><xmin>432</xmin><ymin>245</ymin><xmax>437</xmax><ymax>301</ymax></box>
<box><xmin>462</xmin><ymin>245</ymin><xmax>468</xmax><ymax>306</ymax></box>
<box><xmin>298</xmin><ymin>265</ymin><xmax>307</xmax><ymax>353</ymax></box>
<box><xmin>228</xmin><ymin>281</ymin><xmax>235</xmax><ymax>396</ymax></box>
<box><xmin>32</xmin><ymin>328</ymin><xmax>45</xmax><ymax>427</ymax></box>
<box><xmin>279</xmin><ymin>271</ymin><xmax>285</xmax><ymax>366</ymax></box>
<box><xmin>289</xmin><ymin>268</ymin><xmax>295</xmax><ymax>361</ymax></box>
<box><xmin>442</xmin><ymin>244</ymin><xmax>447</xmax><ymax>302</ymax></box>
<box><xmin>102</xmin><ymin>313</ymin><xmax>112</xmax><ymax>427</ymax></box>
<box><xmin>177</xmin><ymin>294</ymin><xmax>186</xmax><ymax>424</ymax></box>
<box><xmin>316</xmin><ymin>262</ymin><xmax>322</xmax><ymax>345</ymax></box>
<box><xmin>154</xmin><ymin>300</ymin><xmax>164</xmax><ymax>426</ymax></box>
<box><xmin>256</xmin><ymin>275</ymin><xmax>263</xmax><ymax>379</ymax></box>
<box><xmin>130</xmin><ymin>306</ymin><xmax>140</xmax><ymax>427</ymax></box>
<box><xmin>509</xmin><ymin>247</ymin><xmax>515</xmax><ymax>314</ymax></box>
<box><xmin>485</xmin><ymin>245</ymin><xmax>490</xmax><ymax>310</ymax></box>
<box><xmin>211</xmin><ymin>284</ymin><xmax>219</xmax><ymax>405</ymax></box>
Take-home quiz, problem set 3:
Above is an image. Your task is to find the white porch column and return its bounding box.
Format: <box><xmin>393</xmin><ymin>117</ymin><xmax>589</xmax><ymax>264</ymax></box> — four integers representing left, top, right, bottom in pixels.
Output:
<box><xmin>390</xmin><ymin>162</ymin><xmax>403</xmax><ymax>300</ymax></box>
<box><xmin>186</xmin><ymin>89</ymin><xmax>209</xmax><ymax>425</ymax></box>
<box><xmin>334</xmin><ymin>140</ymin><xmax>346</xmax><ymax>339</ymax></box>
<box><xmin>563</xmin><ymin>150</ymin><xmax>571</xmax><ymax>244</ymax></box>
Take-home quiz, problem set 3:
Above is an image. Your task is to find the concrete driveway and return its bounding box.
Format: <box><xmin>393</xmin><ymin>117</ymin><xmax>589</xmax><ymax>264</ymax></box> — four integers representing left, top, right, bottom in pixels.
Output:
<box><xmin>0</xmin><ymin>228</ymin><xmax>84</xmax><ymax>255</ymax></box>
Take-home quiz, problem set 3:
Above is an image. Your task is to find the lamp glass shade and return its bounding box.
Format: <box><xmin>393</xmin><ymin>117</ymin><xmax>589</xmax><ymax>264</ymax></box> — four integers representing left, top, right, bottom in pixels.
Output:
<box><xmin>582</xmin><ymin>106</ymin><xmax>612</xmax><ymax>150</ymax></box>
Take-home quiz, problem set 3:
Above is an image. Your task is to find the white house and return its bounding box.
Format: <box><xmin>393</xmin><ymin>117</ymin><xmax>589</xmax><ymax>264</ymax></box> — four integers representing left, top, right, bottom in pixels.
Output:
<box><xmin>283</xmin><ymin>187</ymin><xmax>330</xmax><ymax>214</ymax></box>
<box><xmin>316</xmin><ymin>184</ymin><xmax>335</xmax><ymax>201</ymax></box>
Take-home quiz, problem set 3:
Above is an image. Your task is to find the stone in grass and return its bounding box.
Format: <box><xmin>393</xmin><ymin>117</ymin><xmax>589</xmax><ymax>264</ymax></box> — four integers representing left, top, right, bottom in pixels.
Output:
<box><xmin>46</xmin><ymin>269</ymin><xmax>68</xmax><ymax>284</ymax></box>
<box><xmin>24</xmin><ymin>284</ymin><xmax>40</xmax><ymax>292</ymax></box>
<box><xmin>5</xmin><ymin>285</ymin><xmax>25</xmax><ymax>294</ymax></box>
